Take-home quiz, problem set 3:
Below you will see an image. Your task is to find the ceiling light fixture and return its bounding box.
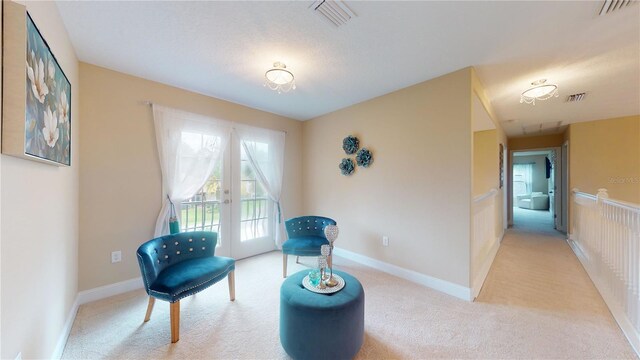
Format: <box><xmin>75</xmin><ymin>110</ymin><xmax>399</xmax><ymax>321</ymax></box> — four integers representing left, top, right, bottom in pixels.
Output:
<box><xmin>264</xmin><ymin>62</ymin><xmax>296</xmax><ymax>94</ymax></box>
<box><xmin>520</xmin><ymin>79</ymin><xmax>559</xmax><ymax>105</ymax></box>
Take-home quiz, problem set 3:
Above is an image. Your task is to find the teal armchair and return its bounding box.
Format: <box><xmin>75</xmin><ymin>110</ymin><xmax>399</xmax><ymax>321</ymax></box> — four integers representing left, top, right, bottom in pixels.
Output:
<box><xmin>282</xmin><ymin>216</ymin><xmax>336</xmax><ymax>277</ymax></box>
<box><xmin>136</xmin><ymin>231</ymin><xmax>235</xmax><ymax>343</ymax></box>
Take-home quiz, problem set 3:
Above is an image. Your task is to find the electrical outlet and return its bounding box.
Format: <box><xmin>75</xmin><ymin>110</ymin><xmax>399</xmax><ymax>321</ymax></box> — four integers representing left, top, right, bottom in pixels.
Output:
<box><xmin>111</xmin><ymin>250</ymin><xmax>122</xmax><ymax>263</ymax></box>
<box><xmin>382</xmin><ymin>236</ymin><xmax>389</xmax><ymax>247</ymax></box>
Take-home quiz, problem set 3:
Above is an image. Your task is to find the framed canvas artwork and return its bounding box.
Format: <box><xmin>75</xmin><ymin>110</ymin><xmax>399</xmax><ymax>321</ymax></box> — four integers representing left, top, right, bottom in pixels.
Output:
<box><xmin>2</xmin><ymin>4</ymin><xmax>71</xmax><ymax>166</ymax></box>
<box><xmin>25</xmin><ymin>13</ymin><xmax>71</xmax><ymax>165</ymax></box>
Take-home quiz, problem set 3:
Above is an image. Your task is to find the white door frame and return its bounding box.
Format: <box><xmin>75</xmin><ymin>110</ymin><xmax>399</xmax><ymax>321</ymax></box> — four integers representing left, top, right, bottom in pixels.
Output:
<box><xmin>508</xmin><ymin>146</ymin><xmax>568</xmax><ymax>233</ymax></box>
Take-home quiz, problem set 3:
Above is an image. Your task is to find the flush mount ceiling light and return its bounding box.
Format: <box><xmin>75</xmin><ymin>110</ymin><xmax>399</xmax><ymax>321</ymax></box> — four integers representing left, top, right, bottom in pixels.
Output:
<box><xmin>264</xmin><ymin>62</ymin><xmax>296</xmax><ymax>94</ymax></box>
<box><xmin>520</xmin><ymin>79</ymin><xmax>559</xmax><ymax>105</ymax></box>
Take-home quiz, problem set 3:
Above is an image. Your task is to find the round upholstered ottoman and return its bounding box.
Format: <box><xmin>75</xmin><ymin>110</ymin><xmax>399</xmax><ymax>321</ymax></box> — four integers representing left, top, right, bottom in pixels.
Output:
<box><xmin>280</xmin><ymin>270</ymin><xmax>365</xmax><ymax>360</ymax></box>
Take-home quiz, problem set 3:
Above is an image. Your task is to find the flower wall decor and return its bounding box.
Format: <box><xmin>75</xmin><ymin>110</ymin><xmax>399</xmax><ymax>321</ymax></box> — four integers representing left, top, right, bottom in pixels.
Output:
<box><xmin>24</xmin><ymin>13</ymin><xmax>71</xmax><ymax>166</ymax></box>
<box><xmin>339</xmin><ymin>158</ymin><xmax>355</xmax><ymax>176</ymax></box>
<box><xmin>342</xmin><ymin>135</ymin><xmax>359</xmax><ymax>155</ymax></box>
<box><xmin>356</xmin><ymin>148</ymin><xmax>373</xmax><ymax>168</ymax></box>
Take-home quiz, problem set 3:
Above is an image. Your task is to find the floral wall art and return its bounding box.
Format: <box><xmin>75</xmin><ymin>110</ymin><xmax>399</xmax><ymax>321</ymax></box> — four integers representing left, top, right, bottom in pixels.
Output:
<box><xmin>23</xmin><ymin>13</ymin><xmax>71</xmax><ymax>166</ymax></box>
<box><xmin>2</xmin><ymin>9</ymin><xmax>72</xmax><ymax>166</ymax></box>
<box><xmin>338</xmin><ymin>135</ymin><xmax>374</xmax><ymax>176</ymax></box>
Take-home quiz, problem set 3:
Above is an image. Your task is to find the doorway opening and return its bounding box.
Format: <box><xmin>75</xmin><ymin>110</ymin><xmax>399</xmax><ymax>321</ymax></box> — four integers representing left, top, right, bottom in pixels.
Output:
<box><xmin>511</xmin><ymin>148</ymin><xmax>566</xmax><ymax>234</ymax></box>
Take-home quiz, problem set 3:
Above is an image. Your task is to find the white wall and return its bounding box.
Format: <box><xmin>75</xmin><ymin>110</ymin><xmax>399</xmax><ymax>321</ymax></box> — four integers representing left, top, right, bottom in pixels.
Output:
<box><xmin>0</xmin><ymin>2</ymin><xmax>80</xmax><ymax>358</ymax></box>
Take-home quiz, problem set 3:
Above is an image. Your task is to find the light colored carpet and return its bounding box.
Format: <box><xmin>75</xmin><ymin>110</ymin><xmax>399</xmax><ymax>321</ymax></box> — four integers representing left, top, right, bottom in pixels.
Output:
<box><xmin>512</xmin><ymin>206</ymin><xmax>559</xmax><ymax>236</ymax></box>
<box><xmin>62</xmin><ymin>230</ymin><xmax>637</xmax><ymax>359</ymax></box>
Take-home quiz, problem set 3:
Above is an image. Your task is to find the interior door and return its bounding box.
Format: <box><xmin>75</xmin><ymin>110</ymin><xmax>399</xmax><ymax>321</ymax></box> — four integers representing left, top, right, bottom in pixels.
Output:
<box><xmin>548</xmin><ymin>150</ymin><xmax>556</xmax><ymax>227</ymax></box>
<box><xmin>557</xmin><ymin>142</ymin><xmax>569</xmax><ymax>233</ymax></box>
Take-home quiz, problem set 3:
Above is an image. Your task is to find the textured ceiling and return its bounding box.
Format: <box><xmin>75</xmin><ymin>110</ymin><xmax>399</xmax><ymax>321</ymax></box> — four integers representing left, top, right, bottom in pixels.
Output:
<box><xmin>56</xmin><ymin>1</ymin><xmax>640</xmax><ymax>136</ymax></box>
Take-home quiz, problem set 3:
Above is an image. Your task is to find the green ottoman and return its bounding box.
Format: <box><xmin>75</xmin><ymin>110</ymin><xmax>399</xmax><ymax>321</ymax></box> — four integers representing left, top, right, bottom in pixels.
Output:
<box><xmin>280</xmin><ymin>270</ymin><xmax>365</xmax><ymax>360</ymax></box>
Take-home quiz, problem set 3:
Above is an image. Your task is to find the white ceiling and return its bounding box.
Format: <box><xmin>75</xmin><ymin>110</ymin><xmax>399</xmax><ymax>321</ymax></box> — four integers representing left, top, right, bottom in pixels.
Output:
<box><xmin>56</xmin><ymin>1</ymin><xmax>640</xmax><ymax>136</ymax></box>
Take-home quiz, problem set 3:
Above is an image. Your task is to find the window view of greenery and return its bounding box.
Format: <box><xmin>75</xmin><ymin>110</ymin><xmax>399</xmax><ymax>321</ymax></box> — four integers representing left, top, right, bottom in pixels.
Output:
<box><xmin>180</xmin><ymin>132</ymin><xmax>223</xmax><ymax>237</ymax></box>
<box><xmin>240</xmin><ymin>142</ymin><xmax>269</xmax><ymax>242</ymax></box>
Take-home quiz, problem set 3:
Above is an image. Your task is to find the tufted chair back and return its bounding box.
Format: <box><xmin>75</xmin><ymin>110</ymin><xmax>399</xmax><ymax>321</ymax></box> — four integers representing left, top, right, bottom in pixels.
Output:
<box><xmin>136</xmin><ymin>231</ymin><xmax>217</xmax><ymax>293</ymax></box>
<box><xmin>285</xmin><ymin>216</ymin><xmax>337</xmax><ymax>239</ymax></box>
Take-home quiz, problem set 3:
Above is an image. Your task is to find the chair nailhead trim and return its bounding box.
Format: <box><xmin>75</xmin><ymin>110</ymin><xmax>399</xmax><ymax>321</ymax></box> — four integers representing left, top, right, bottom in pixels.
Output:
<box><xmin>202</xmin><ymin>247</ymin><xmax>206</xmax><ymax>250</ymax></box>
<box><xmin>176</xmin><ymin>251</ymin><xmax>181</xmax><ymax>255</ymax></box>
<box><xmin>174</xmin><ymin>241</ymin><xmax>178</xmax><ymax>245</ymax></box>
<box><xmin>163</xmin><ymin>244</ymin><xmax>167</xmax><ymax>248</ymax></box>
<box><xmin>189</xmin><ymin>248</ymin><xmax>193</xmax><ymax>251</ymax></box>
<box><xmin>164</xmin><ymin>255</ymin><xmax>168</xmax><ymax>259</ymax></box>
<box><xmin>154</xmin><ymin>263</ymin><xmax>235</xmax><ymax>301</ymax></box>
<box><xmin>189</xmin><ymin>238</ymin><xmax>193</xmax><ymax>242</ymax></box>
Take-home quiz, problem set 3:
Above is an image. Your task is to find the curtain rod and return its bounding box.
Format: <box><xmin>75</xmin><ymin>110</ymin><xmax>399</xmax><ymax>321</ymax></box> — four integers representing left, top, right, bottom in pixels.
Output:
<box><xmin>142</xmin><ymin>100</ymin><xmax>288</xmax><ymax>134</ymax></box>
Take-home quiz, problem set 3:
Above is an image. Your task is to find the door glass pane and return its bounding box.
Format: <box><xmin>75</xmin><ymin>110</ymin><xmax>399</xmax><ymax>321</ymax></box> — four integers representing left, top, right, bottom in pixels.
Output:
<box><xmin>240</xmin><ymin>143</ymin><xmax>269</xmax><ymax>241</ymax></box>
<box><xmin>180</xmin><ymin>157</ymin><xmax>223</xmax><ymax>246</ymax></box>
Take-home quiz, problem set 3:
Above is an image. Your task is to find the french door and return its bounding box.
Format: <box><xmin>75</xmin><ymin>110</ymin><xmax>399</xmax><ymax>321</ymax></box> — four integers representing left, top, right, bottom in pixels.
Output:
<box><xmin>180</xmin><ymin>134</ymin><xmax>275</xmax><ymax>259</ymax></box>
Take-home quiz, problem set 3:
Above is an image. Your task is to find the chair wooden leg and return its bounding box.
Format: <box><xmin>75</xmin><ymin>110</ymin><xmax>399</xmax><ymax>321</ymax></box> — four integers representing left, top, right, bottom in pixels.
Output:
<box><xmin>283</xmin><ymin>254</ymin><xmax>288</xmax><ymax>278</ymax></box>
<box><xmin>170</xmin><ymin>301</ymin><xmax>180</xmax><ymax>343</ymax></box>
<box><xmin>296</xmin><ymin>256</ymin><xmax>300</xmax><ymax>264</ymax></box>
<box><xmin>144</xmin><ymin>297</ymin><xmax>155</xmax><ymax>322</ymax></box>
<box><xmin>228</xmin><ymin>270</ymin><xmax>235</xmax><ymax>301</ymax></box>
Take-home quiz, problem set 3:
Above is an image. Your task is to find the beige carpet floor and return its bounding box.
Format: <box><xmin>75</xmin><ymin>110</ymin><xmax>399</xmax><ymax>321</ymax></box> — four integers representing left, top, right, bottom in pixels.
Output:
<box><xmin>62</xmin><ymin>229</ymin><xmax>637</xmax><ymax>359</ymax></box>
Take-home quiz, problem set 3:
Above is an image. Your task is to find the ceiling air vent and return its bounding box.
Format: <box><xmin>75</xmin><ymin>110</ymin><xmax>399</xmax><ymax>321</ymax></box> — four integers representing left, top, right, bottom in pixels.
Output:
<box><xmin>566</xmin><ymin>93</ymin><xmax>587</xmax><ymax>102</ymax></box>
<box><xmin>309</xmin><ymin>0</ymin><xmax>356</xmax><ymax>27</ymax></box>
<box><xmin>599</xmin><ymin>0</ymin><xmax>637</xmax><ymax>16</ymax></box>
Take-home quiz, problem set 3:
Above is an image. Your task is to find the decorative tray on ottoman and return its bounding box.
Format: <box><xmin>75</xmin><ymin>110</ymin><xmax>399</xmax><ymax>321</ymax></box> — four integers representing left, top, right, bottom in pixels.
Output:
<box><xmin>302</xmin><ymin>274</ymin><xmax>346</xmax><ymax>294</ymax></box>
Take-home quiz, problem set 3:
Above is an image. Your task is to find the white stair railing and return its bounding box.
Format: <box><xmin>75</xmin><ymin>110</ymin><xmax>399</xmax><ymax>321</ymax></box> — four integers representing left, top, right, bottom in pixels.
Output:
<box><xmin>471</xmin><ymin>188</ymin><xmax>500</xmax><ymax>299</ymax></box>
<box><xmin>570</xmin><ymin>188</ymin><xmax>640</xmax><ymax>354</ymax></box>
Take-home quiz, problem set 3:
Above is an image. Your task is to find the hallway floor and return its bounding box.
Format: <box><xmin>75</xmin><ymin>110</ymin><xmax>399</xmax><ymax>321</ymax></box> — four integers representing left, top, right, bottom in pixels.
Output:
<box><xmin>62</xmin><ymin>231</ymin><xmax>636</xmax><ymax>359</ymax></box>
<box><xmin>513</xmin><ymin>206</ymin><xmax>560</xmax><ymax>236</ymax></box>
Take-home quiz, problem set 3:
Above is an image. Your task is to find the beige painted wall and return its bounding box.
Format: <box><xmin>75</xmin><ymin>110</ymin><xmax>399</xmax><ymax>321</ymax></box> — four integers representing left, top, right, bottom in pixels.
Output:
<box><xmin>79</xmin><ymin>63</ymin><xmax>303</xmax><ymax>291</ymax></box>
<box><xmin>302</xmin><ymin>68</ymin><xmax>472</xmax><ymax>287</ymax></box>
<box><xmin>1</xmin><ymin>2</ymin><xmax>80</xmax><ymax>358</ymax></box>
<box><xmin>470</xmin><ymin>69</ymin><xmax>507</xmax><ymax>287</ymax></box>
<box><xmin>473</xmin><ymin>130</ymin><xmax>498</xmax><ymax>197</ymax></box>
<box><xmin>568</xmin><ymin>115</ymin><xmax>640</xmax><ymax>203</ymax></box>
<box><xmin>513</xmin><ymin>155</ymin><xmax>548</xmax><ymax>194</ymax></box>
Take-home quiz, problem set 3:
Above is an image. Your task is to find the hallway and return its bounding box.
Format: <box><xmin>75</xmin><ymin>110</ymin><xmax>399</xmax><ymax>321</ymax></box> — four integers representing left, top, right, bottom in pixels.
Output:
<box><xmin>477</xmin><ymin>226</ymin><xmax>636</xmax><ymax>358</ymax></box>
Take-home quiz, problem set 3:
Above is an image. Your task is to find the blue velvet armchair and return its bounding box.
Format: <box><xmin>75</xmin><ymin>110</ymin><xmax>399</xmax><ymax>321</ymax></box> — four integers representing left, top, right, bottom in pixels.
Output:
<box><xmin>282</xmin><ymin>216</ymin><xmax>336</xmax><ymax>277</ymax></box>
<box><xmin>136</xmin><ymin>231</ymin><xmax>235</xmax><ymax>343</ymax></box>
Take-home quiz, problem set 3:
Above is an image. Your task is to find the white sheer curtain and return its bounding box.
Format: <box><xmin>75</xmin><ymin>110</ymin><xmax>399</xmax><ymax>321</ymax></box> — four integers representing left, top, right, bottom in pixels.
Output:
<box><xmin>152</xmin><ymin>105</ymin><xmax>232</xmax><ymax>237</ymax></box>
<box><xmin>234</xmin><ymin>125</ymin><xmax>286</xmax><ymax>247</ymax></box>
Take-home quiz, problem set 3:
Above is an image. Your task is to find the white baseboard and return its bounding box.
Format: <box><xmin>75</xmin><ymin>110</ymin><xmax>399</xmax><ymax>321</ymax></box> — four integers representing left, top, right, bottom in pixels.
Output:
<box><xmin>471</xmin><ymin>237</ymin><xmax>501</xmax><ymax>300</ymax></box>
<box><xmin>50</xmin><ymin>277</ymin><xmax>144</xmax><ymax>359</ymax></box>
<box><xmin>568</xmin><ymin>239</ymin><xmax>640</xmax><ymax>357</ymax></box>
<box><xmin>77</xmin><ymin>277</ymin><xmax>144</xmax><ymax>305</ymax></box>
<box><xmin>333</xmin><ymin>247</ymin><xmax>472</xmax><ymax>301</ymax></box>
<box><xmin>51</xmin><ymin>297</ymin><xmax>79</xmax><ymax>359</ymax></box>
